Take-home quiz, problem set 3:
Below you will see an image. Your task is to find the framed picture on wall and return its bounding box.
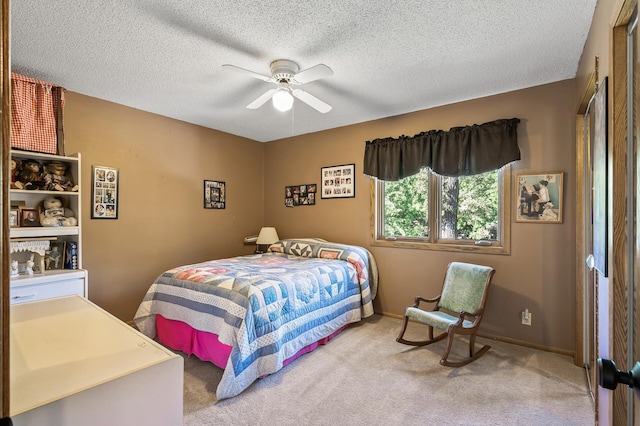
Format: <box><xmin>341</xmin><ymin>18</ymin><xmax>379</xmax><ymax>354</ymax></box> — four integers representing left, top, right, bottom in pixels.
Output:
<box><xmin>91</xmin><ymin>165</ymin><xmax>119</xmax><ymax>219</ymax></box>
<box><xmin>204</xmin><ymin>180</ymin><xmax>226</xmax><ymax>209</ymax></box>
<box><xmin>515</xmin><ymin>172</ymin><xmax>564</xmax><ymax>223</ymax></box>
<box><xmin>284</xmin><ymin>183</ymin><xmax>316</xmax><ymax>207</ymax></box>
<box><xmin>591</xmin><ymin>77</ymin><xmax>608</xmax><ymax>276</ymax></box>
<box><xmin>321</xmin><ymin>164</ymin><xmax>355</xmax><ymax>199</ymax></box>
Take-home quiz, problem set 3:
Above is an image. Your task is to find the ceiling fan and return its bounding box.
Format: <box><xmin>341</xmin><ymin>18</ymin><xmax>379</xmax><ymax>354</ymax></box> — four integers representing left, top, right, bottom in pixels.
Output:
<box><xmin>222</xmin><ymin>59</ymin><xmax>333</xmax><ymax>113</ymax></box>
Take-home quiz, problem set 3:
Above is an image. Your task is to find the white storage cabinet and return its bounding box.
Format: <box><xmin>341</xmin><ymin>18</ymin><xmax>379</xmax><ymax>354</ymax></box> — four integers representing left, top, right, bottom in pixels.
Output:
<box><xmin>9</xmin><ymin>150</ymin><xmax>88</xmax><ymax>304</ymax></box>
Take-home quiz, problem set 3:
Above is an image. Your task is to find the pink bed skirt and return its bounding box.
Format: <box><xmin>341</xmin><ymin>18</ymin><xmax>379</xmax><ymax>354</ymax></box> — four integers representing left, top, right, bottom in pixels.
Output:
<box><xmin>156</xmin><ymin>315</ymin><xmax>346</xmax><ymax>369</ymax></box>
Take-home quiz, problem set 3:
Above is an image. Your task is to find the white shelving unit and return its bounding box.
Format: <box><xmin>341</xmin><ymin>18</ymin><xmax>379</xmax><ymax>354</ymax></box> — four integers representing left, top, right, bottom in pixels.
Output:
<box><xmin>9</xmin><ymin>150</ymin><xmax>88</xmax><ymax>304</ymax></box>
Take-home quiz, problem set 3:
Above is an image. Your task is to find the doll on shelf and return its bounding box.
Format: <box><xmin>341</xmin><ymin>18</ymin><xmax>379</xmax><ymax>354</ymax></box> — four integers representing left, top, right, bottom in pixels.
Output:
<box><xmin>43</xmin><ymin>161</ymin><xmax>78</xmax><ymax>192</ymax></box>
<box><xmin>15</xmin><ymin>158</ymin><xmax>45</xmax><ymax>190</ymax></box>
<box><xmin>10</xmin><ymin>157</ymin><xmax>22</xmax><ymax>189</ymax></box>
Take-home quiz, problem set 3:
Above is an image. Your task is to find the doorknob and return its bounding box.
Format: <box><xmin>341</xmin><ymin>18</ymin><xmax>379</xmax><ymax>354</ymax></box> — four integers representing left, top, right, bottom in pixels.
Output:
<box><xmin>598</xmin><ymin>358</ymin><xmax>640</xmax><ymax>398</ymax></box>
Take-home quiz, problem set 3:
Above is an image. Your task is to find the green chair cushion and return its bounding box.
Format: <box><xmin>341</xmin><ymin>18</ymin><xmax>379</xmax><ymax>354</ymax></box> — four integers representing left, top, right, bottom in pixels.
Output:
<box><xmin>405</xmin><ymin>306</ymin><xmax>474</xmax><ymax>331</ymax></box>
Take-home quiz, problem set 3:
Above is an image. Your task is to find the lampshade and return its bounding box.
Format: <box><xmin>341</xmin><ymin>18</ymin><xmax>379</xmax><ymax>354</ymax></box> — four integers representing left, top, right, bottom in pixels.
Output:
<box><xmin>256</xmin><ymin>227</ymin><xmax>279</xmax><ymax>245</ymax></box>
<box><xmin>272</xmin><ymin>88</ymin><xmax>293</xmax><ymax>112</ymax></box>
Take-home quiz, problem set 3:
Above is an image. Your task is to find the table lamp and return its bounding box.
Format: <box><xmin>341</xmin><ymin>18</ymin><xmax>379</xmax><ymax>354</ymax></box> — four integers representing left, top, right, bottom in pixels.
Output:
<box><xmin>256</xmin><ymin>227</ymin><xmax>279</xmax><ymax>253</ymax></box>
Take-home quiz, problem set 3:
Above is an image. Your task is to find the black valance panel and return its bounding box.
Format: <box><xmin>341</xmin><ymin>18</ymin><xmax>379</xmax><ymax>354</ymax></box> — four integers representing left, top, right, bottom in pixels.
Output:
<box><xmin>363</xmin><ymin>118</ymin><xmax>521</xmax><ymax>180</ymax></box>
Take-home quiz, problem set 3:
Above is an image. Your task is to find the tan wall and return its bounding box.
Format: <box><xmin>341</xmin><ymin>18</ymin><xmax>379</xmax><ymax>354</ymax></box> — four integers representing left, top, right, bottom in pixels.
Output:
<box><xmin>575</xmin><ymin>0</ymin><xmax>617</xmax><ymax>104</ymax></box>
<box><xmin>265</xmin><ymin>79</ymin><xmax>577</xmax><ymax>353</ymax></box>
<box><xmin>61</xmin><ymin>79</ymin><xmax>576</xmax><ymax>352</ymax></box>
<box><xmin>64</xmin><ymin>92</ymin><xmax>264</xmax><ymax>321</ymax></box>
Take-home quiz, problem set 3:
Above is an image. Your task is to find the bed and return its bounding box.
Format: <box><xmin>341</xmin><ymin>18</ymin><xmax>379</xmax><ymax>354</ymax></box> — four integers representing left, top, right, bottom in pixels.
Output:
<box><xmin>134</xmin><ymin>238</ymin><xmax>378</xmax><ymax>399</ymax></box>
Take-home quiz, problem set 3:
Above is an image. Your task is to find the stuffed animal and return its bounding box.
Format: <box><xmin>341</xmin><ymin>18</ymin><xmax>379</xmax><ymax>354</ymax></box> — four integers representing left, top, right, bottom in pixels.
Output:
<box><xmin>15</xmin><ymin>159</ymin><xmax>44</xmax><ymax>190</ymax></box>
<box><xmin>40</xmin><ymin>196</ymin><xmax>78</xmax><ymax>227</ymax></box>
<box><xmin>43</xmin><ymin>161</ymin><xmax>78</xmax><ymax>192</ymax></box>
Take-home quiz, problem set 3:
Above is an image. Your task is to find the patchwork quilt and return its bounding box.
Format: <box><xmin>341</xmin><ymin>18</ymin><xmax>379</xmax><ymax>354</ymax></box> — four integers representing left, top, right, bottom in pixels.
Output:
<box><xmin>134</xmin><ymin>239</ymin><xmax>378</xmax><ymax>399</ymax></box>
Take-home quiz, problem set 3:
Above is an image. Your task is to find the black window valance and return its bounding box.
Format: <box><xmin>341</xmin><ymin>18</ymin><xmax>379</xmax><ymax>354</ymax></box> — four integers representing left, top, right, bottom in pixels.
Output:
<box><xmin>363</xmin><ymin>118</ymin><xmax>521</xmax><ymax>181</ymax></box>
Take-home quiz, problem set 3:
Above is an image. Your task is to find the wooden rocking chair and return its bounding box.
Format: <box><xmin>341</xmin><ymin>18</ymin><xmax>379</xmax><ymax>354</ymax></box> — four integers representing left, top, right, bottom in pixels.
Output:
<box><xmin>396</xmin><ymin>261</ymin><xmax>495</xmax><ymax>367</ymax></box>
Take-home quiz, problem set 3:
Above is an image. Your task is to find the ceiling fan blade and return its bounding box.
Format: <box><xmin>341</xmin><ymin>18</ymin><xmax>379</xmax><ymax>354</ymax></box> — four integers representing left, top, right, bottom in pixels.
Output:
<box><xmin>222</xmin><ymin>64</ymin><xmax>275</xmax><ymax>83</ymax></box>
<box><xmin>292</xmin><ymin>64</ymin><xmax>333</xmax><ymax>84</ymax></box>
<box><xmin>292</xmin><ymin>89</ymin><xmax>332</xmax><ymax>113</ymax></box>
<box><xmin>247</xmin><ymin>88</ymin><xmax>277</xmax><ymax>109</ymax></box>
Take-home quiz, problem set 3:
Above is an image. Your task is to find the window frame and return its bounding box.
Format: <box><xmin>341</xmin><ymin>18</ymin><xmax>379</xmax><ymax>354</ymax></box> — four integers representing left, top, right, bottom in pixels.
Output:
<box><xmin>370</xmin><ymin>165</ymin><xmax>511</xmax><ymax>255</ymax></box>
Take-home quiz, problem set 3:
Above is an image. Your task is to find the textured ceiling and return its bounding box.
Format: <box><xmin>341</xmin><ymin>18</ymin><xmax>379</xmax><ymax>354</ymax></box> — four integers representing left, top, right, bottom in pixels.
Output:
<box><xmin>10</xmin><ymin>1</ymin><xmax>597</xmax><ymax>142</ymax></box>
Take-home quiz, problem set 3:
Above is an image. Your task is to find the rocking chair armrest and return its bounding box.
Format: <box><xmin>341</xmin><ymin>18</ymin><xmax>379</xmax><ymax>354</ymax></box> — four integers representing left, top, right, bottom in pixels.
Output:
<box><xmin>454</xmin><ymin>308</ymin><xmax>484</xmax><ymax>327</ymax></box>
<box><xmin>413</xmin><ymin>295</ymin><xmax>440</xmax><ymax>308</ymax></box>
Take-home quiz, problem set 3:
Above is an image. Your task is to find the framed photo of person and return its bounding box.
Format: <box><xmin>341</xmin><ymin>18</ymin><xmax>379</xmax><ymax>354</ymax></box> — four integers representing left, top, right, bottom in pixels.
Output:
<box><xmin>10</xmin><ymin>208</ymin><xmax>19</xmax><ymax>228</ymax></box>
<box><xmin>44</xmin><ymin>241</ymin><xmax>66</xmax><ymax>270</ymax></box>
<box><xmin>515</xmin><ymin>172</ymin><xmax>564</xmax><ymax>224</ymax></box>
<box><xmin>20</xmin><ymin>208</ymin><xmax>40</xmax><ymax>227</ymax></box>
<box><xmin>321</xmin><ymin>164</ymin><xmax>355</xmax><ymax>199</ymax></box>
<box><xmin>91</xmin><ymin>165</ymin><xmax>119</xmax><ymax>219</ymax></box>
<box><xmin>204</xmin><ymin>180</ymin><xmax>226</xmax><ymax>209</ymax></box>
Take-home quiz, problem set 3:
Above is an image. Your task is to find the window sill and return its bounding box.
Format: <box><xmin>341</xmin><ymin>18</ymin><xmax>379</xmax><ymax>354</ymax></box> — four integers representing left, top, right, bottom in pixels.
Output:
<box><xmin>371</xmin><ymin>237</ymin><xmax>510</xmax><ymax>255</ymax></box>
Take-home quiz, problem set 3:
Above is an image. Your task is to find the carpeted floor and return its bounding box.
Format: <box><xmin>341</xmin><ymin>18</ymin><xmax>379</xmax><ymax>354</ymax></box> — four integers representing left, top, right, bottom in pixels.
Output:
<box><xmin>182</xmin><ymin>315</ymin><xmax>594</xmax><ymax>426</ymax></box>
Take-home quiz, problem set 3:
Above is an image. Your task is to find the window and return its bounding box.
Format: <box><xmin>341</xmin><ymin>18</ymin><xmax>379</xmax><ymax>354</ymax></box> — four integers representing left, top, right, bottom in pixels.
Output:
<box><xmin>372</xmin><ymin>166</ymin><xmax>511</xmax><ymax>254</ymax></box>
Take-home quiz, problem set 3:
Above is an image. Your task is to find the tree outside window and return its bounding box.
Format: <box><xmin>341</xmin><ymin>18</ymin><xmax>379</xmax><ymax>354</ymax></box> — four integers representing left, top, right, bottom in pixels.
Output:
<box><xmin>374</xmin><ymin>167</ymin><xmax>510</xmax><ymax>254</ymax></box>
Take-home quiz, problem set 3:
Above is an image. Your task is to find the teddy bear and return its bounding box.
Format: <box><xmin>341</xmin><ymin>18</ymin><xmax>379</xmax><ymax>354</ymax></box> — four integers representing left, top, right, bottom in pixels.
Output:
<box><xmin>40</xmin><ymin>196</ymin><xmax>78</xmax><ymax>227</ymax></box>
<box><xmin>42</xmin><ymin>161</ymin><xmax>78</xmax><ymax>192</ymax></box>
<box><xmin>15</xmin><ymin>158</ymin><xmax>45</xmax><ymax>190</ymax></box>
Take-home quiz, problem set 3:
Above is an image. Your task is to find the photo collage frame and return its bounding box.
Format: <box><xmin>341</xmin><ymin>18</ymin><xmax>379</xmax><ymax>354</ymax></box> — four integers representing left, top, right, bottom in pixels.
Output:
<box><xmin>284</xmin><ymin>184</ymin><xmax>317</xmax><ymax>207</ymax></box>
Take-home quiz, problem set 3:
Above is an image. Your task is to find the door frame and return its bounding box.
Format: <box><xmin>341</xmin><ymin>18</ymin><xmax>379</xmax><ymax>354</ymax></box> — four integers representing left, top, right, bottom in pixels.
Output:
<box><xmin>610</xmin><ymin>3</ymin><xmax>636</xmax><ymax>424</ymax></box>
<box><xmin>0</xmin><ymin>0</ymin><xmax>9</xmax><ymax>417</ymax></box>
<box><xmin>575</xmin><ymin>1</ymin><xmax>639</xmax><ymax>424</ymax></box>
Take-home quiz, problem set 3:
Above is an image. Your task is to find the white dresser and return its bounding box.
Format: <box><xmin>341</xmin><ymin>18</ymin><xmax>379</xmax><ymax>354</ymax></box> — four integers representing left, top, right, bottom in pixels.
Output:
<box><xmin>10</xmin><ymin>296</ymin><xmax>183</xmax><ymax>426</ymax></box>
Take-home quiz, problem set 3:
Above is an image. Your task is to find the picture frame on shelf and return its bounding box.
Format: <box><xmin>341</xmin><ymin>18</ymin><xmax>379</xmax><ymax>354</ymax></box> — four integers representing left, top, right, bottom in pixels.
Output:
<box><xmin>91</xmin><ymin>165</ymin><xmax>119</xmax><ymax>219</ymax></box>
<box><xmin>10</xmin><ymin>209</ymin><xmax>19</xmax><ymax>228</ymax></box>
<box><xmin>321</xmin><ymin>164</ymin><xmax>355</xmax><ymax>199</ymax></box>
<box><xmin>45</xmin><ymin>241</ymin><xmax>66</xmax><ymax>270</ymax></box>
<box><xmin>11</xmin><ymin>200</ymin><xmax>25</xmax><ymax>210</ymax></box>
<box><xmin>20</xmin><ymin>208</ymin><xmax>40</xmax><ymax>227</ymax></box>
<box><xmin>515</xmin><ymin>172</ymin><xmax>564</xmax><ymax>223</ymax></box>
<box><xmin>204</xmin><ymin>180</ymin><xmax>226</xmax><ymax>209</ymax></box>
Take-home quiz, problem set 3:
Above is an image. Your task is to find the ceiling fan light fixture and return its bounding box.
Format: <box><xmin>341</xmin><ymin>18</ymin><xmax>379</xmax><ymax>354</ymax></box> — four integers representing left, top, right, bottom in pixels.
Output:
<box><xmin>272</xmin><ymin>87</ymin><xmax>294</xmax><ymax>112</ymax></box>
<box><xmin>223</xmin><ymin>60</ymin><xmax>332</xmax><ymax>113</ymax></box>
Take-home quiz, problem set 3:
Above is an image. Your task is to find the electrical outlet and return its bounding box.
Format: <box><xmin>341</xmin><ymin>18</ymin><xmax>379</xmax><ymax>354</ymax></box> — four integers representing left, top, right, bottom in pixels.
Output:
<box><xmin>521</xmin><ymin>309</ymin><xmax>532</xmax><ymax>326</ymax></box>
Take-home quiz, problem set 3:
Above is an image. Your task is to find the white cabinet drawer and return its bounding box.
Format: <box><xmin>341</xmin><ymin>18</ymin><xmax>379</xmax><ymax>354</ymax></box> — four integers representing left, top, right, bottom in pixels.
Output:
<box><xmin>10</xmin><ymin>278</ymin><xmax>85</xmax><ymax>305</ymax></box>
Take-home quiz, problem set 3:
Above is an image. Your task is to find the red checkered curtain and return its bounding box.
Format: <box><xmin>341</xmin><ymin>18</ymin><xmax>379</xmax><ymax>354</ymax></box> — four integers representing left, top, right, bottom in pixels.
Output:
<box><xmin>11</xmin><ymin>73</ymin><xmax>65</xmax><ymax>155</ymax></box>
